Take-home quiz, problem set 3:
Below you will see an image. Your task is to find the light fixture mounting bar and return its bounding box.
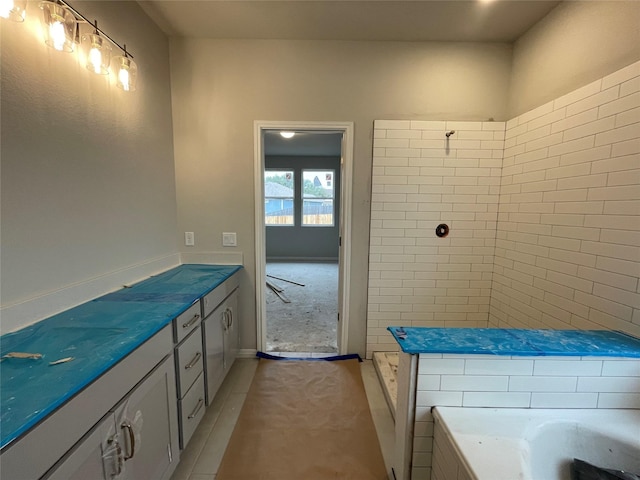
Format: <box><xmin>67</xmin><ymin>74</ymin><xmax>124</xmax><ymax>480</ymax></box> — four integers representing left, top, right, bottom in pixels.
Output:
<box><xmin>58</xmin><ymin>0</ymin><xmax>134</xmax><ymax>58</ymax></box>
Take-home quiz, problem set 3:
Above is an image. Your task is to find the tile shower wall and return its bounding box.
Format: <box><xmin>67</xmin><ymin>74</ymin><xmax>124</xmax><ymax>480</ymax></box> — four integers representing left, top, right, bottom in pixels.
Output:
<box><xmin>491</xmin><ymin>61</ymin><xmax>640</xmax><ymax>337</ymax></box>
<box><xmin>410</xmin><ymin>353</ymin><xmax>640</xmax><ymax>479</ymax></box>
<box><xmin>368</xmin><ymin>121</ymin><xmax>504</xmax><ymax>356</ymax></box>
<box><xmin>368</xmin><ymin>61</ymin><xmax>640</xmax><ymax>357</ymax></box>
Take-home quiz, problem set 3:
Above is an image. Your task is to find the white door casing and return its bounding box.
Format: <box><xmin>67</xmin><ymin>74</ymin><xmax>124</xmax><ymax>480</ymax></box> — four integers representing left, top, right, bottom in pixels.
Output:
<box><xmin>253</xmin><ymin>121</ymin><xmax>354</xmax><ymax>354</ymax></box>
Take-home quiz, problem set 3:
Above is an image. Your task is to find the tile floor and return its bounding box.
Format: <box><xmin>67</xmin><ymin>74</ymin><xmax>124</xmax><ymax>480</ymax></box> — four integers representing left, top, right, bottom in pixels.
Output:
<box><xmin>170</xmin><ymin>356</ymin><xmax>396</xmax><ymax>480</ymax></box>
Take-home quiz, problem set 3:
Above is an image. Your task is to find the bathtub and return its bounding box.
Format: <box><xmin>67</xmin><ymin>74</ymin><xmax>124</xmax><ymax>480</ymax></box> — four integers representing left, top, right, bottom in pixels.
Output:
<box><xmin>433</xmin><ymin>407</ymin><xmax>640</xmax><ymax>480</ymax></box>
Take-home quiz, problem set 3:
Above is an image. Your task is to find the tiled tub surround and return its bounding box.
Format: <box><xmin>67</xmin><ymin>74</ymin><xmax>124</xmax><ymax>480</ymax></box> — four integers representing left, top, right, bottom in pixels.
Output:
<box><xmin>387</xmin><ymin>327</ymin><xmax>640</xmax><ymax>480</ymax></box>
<box><xmin>367</xmin><ymin>60</ymin><xmax>640</xmax><ymax>358</ymax></box>
<box><xmin>432</xmin><ymin>407</ymin><xmax>640</xmax><ymax>480</ymax></box>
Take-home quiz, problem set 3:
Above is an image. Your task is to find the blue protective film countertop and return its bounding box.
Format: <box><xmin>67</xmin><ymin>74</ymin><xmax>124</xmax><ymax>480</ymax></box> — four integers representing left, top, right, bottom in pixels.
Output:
<box><xmin>388</xmin><ymin>327</ymin><xmax>640</xmax><ymax>357</ymax></box>
<box><xmin>0</xmin><ymin>264</ymin><xmax>242</xmax><ymax>450</ymax></box>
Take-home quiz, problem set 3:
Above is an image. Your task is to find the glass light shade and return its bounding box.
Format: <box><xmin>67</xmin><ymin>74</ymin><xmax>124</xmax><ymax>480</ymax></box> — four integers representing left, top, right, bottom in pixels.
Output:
<box><xmin>113</xmin><ymin>55</ymin><xmax>137</xmax><ymax>92</ymax></box>
<box><xmin>0</xmin><ymin>0</ymin><xmax>27</xmax><ymax>22</ymax></box>
<box><xmin>81</xmin><ymin>33</ymin><xmax>111</xmax><ymax>75</ymax></box>
<box><xmin>39</xmin><ymin>1</ymin><xmax>76</xmax><ymax>52</ymax></box>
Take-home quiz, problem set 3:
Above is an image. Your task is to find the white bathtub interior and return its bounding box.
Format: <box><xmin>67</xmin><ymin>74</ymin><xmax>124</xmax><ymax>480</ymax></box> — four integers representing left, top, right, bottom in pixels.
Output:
<box><xmin>433</xmin><ymin>407</ymin><xmax>640</xmax><ymax>480</ymax></box>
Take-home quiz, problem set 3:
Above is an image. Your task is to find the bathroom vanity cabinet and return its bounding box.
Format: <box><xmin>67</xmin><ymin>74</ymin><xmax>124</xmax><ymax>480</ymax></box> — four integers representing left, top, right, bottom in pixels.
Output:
<box><xmin>45</xmin><ymin>351</ymin><xmax>178</xmax><ymax>480</ymax></box>
<box><xmin>2</xmin><ymin>325</ymin><xmax>178</xmax><ymax>480</ymax></box>
<box><xmin>202</xmin><ymin>274</ymin><xmax>240</xmax><ymax>405</ymax></box>
<box><xmin>0</xmin><ymin>264</ymin><xmax>243</xmax><ymax>480</ymax></box>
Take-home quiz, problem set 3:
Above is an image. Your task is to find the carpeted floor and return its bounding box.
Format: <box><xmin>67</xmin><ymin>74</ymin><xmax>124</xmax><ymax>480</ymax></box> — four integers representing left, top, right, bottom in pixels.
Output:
<box><xmin>266</xmin><ymin>262</ymin><xmax>338</xmax><ymax>353</ymax></box>
<box><xmin>216</xmin><ymin>358</ymin><xmax>388</xmax><ymax>480</ymax></box>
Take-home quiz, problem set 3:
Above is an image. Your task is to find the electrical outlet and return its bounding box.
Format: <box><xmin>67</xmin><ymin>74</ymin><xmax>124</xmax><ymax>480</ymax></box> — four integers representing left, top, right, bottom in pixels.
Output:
<box><xmin>185</xmin><ymin>232</ymin><xmax>195</xmax><ymax>246</ymax></box>
<box><xmin>222</xmin><ymin>232</ymin><xmax>237</xmax><ymax>247</ymax></box>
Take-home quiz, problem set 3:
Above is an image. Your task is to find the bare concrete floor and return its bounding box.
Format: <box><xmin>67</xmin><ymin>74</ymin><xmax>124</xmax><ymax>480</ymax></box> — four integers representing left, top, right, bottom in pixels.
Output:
<box><xmin>265</xmin><ymin>261</ymin><xmax>338</xmax><ymax>353</ymax></box>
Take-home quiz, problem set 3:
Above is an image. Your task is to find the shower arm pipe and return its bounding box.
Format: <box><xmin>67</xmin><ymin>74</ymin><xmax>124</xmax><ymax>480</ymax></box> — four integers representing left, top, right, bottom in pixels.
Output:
<box><xmin>58</xmin><ymin>0</ymin><xmax>135</xmax><ymax>59</ymax></box>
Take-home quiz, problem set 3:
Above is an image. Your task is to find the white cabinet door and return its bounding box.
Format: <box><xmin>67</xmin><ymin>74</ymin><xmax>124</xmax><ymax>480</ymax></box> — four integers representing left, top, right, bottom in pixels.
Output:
<box><xmin>203</xmin><ymin>303</ymin><xmax>225</xmax><ymax>405</ymax></box>
<box><xmin>222</xmin><ymin>289</ymin><xmax>239</xmax><ymax>374</ymax></box>
<box><xmin>114</xmin><ymin>355</ymin><xmax>179</xmax><ymax>480</ymax></box>
<box><xmin>203</xmin><ymin>287</ymin><xmax>239</xmax><ymax>405</ymax></box>
<box><xmin>44</xmin><ymin>413</ymin><xmax>118</xmax><ymax>480</ymax></box>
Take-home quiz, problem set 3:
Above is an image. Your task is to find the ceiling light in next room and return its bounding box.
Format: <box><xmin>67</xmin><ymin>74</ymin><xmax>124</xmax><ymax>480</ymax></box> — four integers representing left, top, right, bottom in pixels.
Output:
<box><xmin>280</xmin><ymin>131</ymin><xmax>296</xmax><ymax>139</ymax></box>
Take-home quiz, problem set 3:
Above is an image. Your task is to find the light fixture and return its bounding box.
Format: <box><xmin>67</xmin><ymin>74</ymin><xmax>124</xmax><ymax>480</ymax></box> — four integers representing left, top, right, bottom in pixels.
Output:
<box><xmin>5</xmin><ymin>0</ymin><xmax>138</xmax><ymax>92</ymax></box>
<box><xmin>280</xmin><ymin>131</ymin><xmax>295</xmax><ymax>139</ymax></box>
<box><xmin>113</xmin><ymin>46</ymin><xmax>137</xmax><ymax>91</ymax></box>
<box><xmin>81</xmin><ymin>21</ymin><xmax>111</xmax><ymax>75</ymax></box>
<box><xmin>39</xmin><ymin>1</ymin><xmax>76</xmax><ymax>52</ymax></box>
<box><xmin>0</xmin><ymin>0</ymin><xmax>27</xmax><ymax>22</ymax></box>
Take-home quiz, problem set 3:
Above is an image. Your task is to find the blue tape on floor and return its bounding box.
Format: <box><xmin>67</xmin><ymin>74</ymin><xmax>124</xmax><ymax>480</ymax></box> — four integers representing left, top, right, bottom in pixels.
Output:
<box><xmin>256</xmin><ymin>352</ymin><xmax>362</xmax><ymax>362</ymax></box>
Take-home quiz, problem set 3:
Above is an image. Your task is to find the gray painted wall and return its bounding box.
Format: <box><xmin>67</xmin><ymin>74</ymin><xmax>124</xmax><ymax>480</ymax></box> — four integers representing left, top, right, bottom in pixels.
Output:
<box><xmin>170</xmin><ymin>39</ymin><xmax>514</xmax><ymax>355</ymax></box>
<box><xmin>265</xmin><ymin>156</ymin><xmax>341</xmax><ymax>260</ymax></box>
<box><xmin>508</xmin><ymin>1</ymin><xmax>640</xmax><ymax>117</ymax></box>
<box><xmin>1</xmin><ymin>1</ymin><xmax>178</xmax><ymax>330</ymax></box>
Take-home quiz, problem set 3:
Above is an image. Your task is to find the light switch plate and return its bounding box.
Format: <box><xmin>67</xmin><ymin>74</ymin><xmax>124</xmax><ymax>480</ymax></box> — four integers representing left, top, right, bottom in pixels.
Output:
<box><xmin>222</xmin><ymin>232</ymin><xmax>237</xmax><ymax>247</ymax></box>
<box><xmin>185</xmin><ymin>232</ymin><xmax>194</xmax><ymax>246</ymax></box>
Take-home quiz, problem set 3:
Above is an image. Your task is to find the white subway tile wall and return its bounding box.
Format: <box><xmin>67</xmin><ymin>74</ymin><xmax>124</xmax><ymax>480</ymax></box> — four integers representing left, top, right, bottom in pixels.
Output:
<box><xmin>368</xmin><ymin>60</ymin><xmax>640</xmax><ymax>357</ymax></box>
<box><xmin>368</xmin><ymin>120</ymin><xmax>503</xmax><ymax>357</ymax></box>
<box><xmin>412</xmin><ymin>353</ymin><xmax>640</xmax><ymax>479</ymax></box>
<box><xmin>432</xmin><ymin>419</ymin><xmax>474</xmax><ymax>480</ymax></box>
<box><xmin>492</xmin><ymin>60</ymin><xmax>640</xmax><ymax>337</ymax></box>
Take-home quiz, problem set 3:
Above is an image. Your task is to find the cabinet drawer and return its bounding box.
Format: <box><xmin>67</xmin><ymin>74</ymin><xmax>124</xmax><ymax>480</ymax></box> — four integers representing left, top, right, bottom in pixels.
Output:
<box><xmin>202</xmin><ymin>274</ymin><xmax>240</xmax><ymax>318</ymax></box>
<box><xmin>178</xmin><ymin>373</ymin><xmax>205</xmax><ymax>450</ymax></box>
<box><xmin>174</xmin><ymin>301</ymin><xmax>201</xmax><ymax>344</ymax></box>
<box><xmin>175</xmin><ymin>326</ymin><xmax>203</xmax><ymax>398</ymax></box>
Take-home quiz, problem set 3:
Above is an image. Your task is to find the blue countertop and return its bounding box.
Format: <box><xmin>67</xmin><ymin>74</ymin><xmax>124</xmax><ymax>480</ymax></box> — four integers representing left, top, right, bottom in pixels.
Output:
<box><xmin>388</xmin><ymin>327</ymin><xmax>640</xmax><ymax>357</ymax></box>
<box><xmin>0</xmin><ymin>264</ymin><xmax>242</xmax><ymax>450</ymax></box>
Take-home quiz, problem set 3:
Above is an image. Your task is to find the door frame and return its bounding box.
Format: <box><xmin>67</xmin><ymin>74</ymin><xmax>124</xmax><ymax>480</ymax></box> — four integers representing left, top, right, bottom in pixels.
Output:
<box><xmin>253</xmin><ymin>121</ymin><xmax>354</xmax><ymax>354</ymax></box>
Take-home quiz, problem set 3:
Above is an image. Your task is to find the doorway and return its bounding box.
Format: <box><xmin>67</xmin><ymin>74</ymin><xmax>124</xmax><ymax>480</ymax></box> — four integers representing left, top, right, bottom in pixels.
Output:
<box><xmin>254</xmin><ymin>121</ymin><xmax>354</xmax><ymax>355</ymax></box>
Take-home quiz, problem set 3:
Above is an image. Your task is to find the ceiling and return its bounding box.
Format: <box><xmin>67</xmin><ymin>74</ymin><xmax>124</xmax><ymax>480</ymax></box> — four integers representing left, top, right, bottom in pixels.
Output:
<box><xmin>138</xmin><ymin>0</ymin><xmax>561</xmax><ymax>43</ymax></box>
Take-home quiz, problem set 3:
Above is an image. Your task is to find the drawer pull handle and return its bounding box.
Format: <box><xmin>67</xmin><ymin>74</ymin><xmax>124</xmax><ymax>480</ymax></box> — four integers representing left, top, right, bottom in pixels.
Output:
<box><xmin>188</xmin><ymin>398</ymin><xmax>204</xmax><ymax>419</ymax></box>
<box><xmin>182</xmin><ymin>314</ymin><xmax>200</xmax><ymax>329</ymax></box>
<box><xmin>185</xmin><ymin>352</ymin><xmax>202</xmax><ymax>370</ymax></box>
<box><xmin>121</xmin><ymin>422</ymin><xmax>136</xmax><ymax>460</ymax></box>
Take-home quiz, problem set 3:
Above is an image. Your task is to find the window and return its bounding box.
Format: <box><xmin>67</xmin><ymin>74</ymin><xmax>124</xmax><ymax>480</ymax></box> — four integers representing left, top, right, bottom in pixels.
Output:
<box><xmin>264</xmin><ymin>170</ymin><xmax>294</xmax><ymax>225</ymax></box>
<box><xmin>302</xmin><ymin>170</ymin><xmax>335</xmax><ymax>226</ymax></box>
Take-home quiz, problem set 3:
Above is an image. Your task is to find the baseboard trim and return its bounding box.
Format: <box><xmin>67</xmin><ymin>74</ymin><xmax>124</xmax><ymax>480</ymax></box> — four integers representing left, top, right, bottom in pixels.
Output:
<box><xmin>1</xmin><ymin>253</ymin><xmax>181</xmax><ymax>333</ymax></box>
<box><xmin>238</xmin><ymin>349</ymin><xmax>258</xmax><ymax>359</ymax></box>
